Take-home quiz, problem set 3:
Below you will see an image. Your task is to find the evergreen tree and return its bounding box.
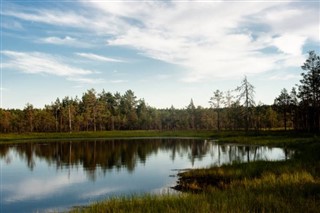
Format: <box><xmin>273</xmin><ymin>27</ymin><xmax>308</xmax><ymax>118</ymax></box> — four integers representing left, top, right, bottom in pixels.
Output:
<box><xmin>298</xmin><ymin>51</ymin><xmax>320</xmax><ymax>132</ymax></box>
<box><xmin>274</xmin><ymin>88</ymin><xmax>292</xmax><ymax>131</ymax></box>
<box><xmin>187</xmin><ymin>99</ymin><xmax>196</xmax><ymax>129</ymax></box>
<box><xmin>82</xmin><ymin>89</ymin><xmax>97</xmax><ymax>131</ymax></box>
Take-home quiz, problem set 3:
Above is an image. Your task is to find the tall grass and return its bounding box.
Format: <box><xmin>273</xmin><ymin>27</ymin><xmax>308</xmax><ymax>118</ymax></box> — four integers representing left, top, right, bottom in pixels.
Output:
<box><xmin>71</xmin><ymin>172</ymin><xmax>320</xmax><ymax>213</ymax></box>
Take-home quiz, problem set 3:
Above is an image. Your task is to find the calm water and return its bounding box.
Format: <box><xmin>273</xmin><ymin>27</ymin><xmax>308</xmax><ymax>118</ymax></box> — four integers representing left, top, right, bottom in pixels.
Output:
<box><xmin>0</xmin><ymin>138</ymin><xmax>290</xmax><ymax>212</ymax></box>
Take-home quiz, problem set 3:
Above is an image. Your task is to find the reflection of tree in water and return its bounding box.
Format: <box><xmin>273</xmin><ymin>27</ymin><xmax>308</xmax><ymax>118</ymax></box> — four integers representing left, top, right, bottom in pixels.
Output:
<box><xmin>188</xmin><ymin>139</ymin><xmax>211</xmax><ymax>166</ymax></box>
<box><xmin>212</xmin><ymin>143</ymin><xmax>292</xmax><ymax>165</ymax></box>
<box><xmin>0</xmin><ymin>139</ymin><xmax>291</xmax><ymax>180</ymax></box>
<box><xmin>0</xmin><ymin>139</ymin><xmax>209</xmax><ymax>178</ymax></box>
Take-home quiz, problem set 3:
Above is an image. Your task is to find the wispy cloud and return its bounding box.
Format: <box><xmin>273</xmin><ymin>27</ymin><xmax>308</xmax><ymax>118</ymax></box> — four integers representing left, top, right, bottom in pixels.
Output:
<box><xmin>68</xmin><ymin>77</ymin><xmax>105</xmax><ymax>84</ymax></box>
<box><xmin>2</xmin><ymin>20</ymin><xmax>24</xmax><ymax>30</ymax></box>
<box><xmin>2</xmin><ymin>5</ymin><xmax>128</xmax><ymax>34</ymax></box>
<box><xmin>3</xmin><ymin>1</ymin><xmax>319</xmax><ymax>82</ymax></box>
<box><xmin>2</xmin><ymin>50</ymin><xmax>101</xmax><ymax>84</ymax></box>
<box><xmin>39</xmin><ymin>36</ymin><xmax>92</xmax><ymax>48</ymax></box>
<box><xmin>76</xmin><ymin>52</ymin><xmax>125</xmax><ymax>63</ymax></box>
<box><xmin>3</xmin><ymin>9</ymin><xmax>89</xmax><ymax>29</ymax></box>
<box><xmin>2</xmin><ymin>50</ymin><xmax>92</xmax><ymax>76</ymax></box>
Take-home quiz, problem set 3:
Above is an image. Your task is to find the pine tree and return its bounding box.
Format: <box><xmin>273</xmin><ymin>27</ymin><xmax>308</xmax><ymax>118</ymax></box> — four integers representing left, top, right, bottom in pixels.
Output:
<box><xmin>298</xmin><ymin>51</ymin><xmax>320</xmax><ymax>132</ymax></box>
<box><xmin>274</xmin><ymin>88</ymin><xmax>292</xmax><ymax>131</ymax></box>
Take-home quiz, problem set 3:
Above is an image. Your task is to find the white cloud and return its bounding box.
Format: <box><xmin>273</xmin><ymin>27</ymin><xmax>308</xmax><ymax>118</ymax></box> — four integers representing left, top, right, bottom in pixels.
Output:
<box><xmin>76</xmin><ymin>52</ymin><xmax>125</xmax><ymax>63</ymax></box>
<box><xmin>2</xmin><ymin>50</ymin><xmax>92</xmax><ymax>76</ymax></box>
<box><xmin>3</xmin><ymin>9</ymin><xmax>89</xmax><ymax>28</ymax></box>
<box><xmin>88</xmin><ymin>1</ymin><xmax>317</xmax><ymax>81</ymax></box>
<box><xmin>3</xmin><ymin>1</ymin><xmax>319</xmax><ymax>82</ymax></box>
<box><xmin>39</xmin><ymin>36</ymin><xmax>91</xmax><ymax>48</ymax></box>
<box><xmin>2</xmin><ymin>20</ymin><xmax>24</xmax><ymax>30</ymax></box>
<box><xmin>68</xmin><ymin>77</ymin><xmax>105</xmax><ymax>84</ymax></box>
<box><xmin>260</xmin><ymin>6</ymin><xmax>320</xmax><ymax>42</ymax></box>
<box><xmin>269</xmin><ymin>73</ymin><xmax>300</xmax><ymax>81</ymax></box>
<box><xmin>273</xmin><ymin>34</ymin><xmax>307</xmax><ymax>55</ymax></box>
<box><xmin>42</xmin><ymin>36</ymin><xmax>75</xmax><ymax>44</ymax></box>
<box><xmin>3</xmin><ymin>6</ymin><xmax>129</xmax><ymax>35</ymax></box>
<box><xmin>1</xmin><ymin>50</ymin><xmax>102</xmax><ymax>84</ymax></box>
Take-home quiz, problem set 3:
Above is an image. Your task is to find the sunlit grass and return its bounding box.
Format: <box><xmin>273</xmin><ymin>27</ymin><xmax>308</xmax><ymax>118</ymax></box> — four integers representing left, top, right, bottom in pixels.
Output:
<box><xmin>70</xmin><ymin>171</ymin><xmax>320</xmax><ymax>213</ymax></box>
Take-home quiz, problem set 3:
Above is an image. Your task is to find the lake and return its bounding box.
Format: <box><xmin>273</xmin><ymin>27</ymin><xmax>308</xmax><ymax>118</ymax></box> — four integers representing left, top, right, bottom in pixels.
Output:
<box><xmin>0</xmin><ymin>138</ymin><xmax>291</xmax><ymax>212</ymax></box>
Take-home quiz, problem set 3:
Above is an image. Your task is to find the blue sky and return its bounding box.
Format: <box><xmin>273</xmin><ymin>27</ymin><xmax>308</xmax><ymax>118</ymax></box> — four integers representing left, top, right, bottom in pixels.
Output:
<box><xmin>1</xmin><ymin>0</ymin><xmax>319</xmax><ymax>109</ymax></box>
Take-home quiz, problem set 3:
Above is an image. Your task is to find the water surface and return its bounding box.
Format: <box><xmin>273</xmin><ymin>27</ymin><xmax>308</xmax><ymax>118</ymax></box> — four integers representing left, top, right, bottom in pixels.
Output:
<box><xmin>0</xmin><ymin>138</ymin><xmax>290</xmax><ymax>212</ymax></box>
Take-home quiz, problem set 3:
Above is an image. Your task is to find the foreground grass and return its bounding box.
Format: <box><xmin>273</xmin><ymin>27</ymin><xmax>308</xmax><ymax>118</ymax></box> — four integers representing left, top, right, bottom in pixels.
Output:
<box><xmin>70</xmin><ymin>132</ymin><xmax>320</xmax><ymax>213</ymax></box>
<box><xmin>71</xmin><ymin>171</ymin><xmax>320</xmax><ymax>213</ymax></box>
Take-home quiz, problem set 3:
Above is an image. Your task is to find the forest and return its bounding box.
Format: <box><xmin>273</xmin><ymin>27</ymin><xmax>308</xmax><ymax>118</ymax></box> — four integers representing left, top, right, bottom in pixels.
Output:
<box><xmin>0</xmin><ymin>51</ymin><xmax>319</xmax><ymax>133</ymax></box>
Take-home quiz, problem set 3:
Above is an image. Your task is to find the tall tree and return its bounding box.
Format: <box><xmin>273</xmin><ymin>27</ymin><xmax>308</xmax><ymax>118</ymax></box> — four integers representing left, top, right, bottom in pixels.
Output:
<box><xmin>264</xmin><ymin>106</ymin><xmax>278</xmax><ymax>130</ymax></box>
<box><xmin>52</xmin><ymin>98</ymin><xmax>61</xmax><ymax>132</ymax></box>
<box><xmin>120</xmin><ymin>90</ymin><xmax>138</xmax><ymax>129</ymax></box>
<box><xmin>274</xmin><ymin>88</ymin><xmax>292</xmax><ymax>131</ymax></box>
<box><xmin>82</xmin><ymin>89</ymin><xmax>97</xmax><ymax>131</ymax></box>
<box><xmin>187</xmin><ymin>99</ymin><xmax>196</xmax><ymax>129</ymax></box>
<box><xmin>290</xmin><ymin>87</ymin><xmax>299</xmax><ymax>130</ymax></box>
<box><xmin>97</xmin><ymin>90</ymin><xmax>111</xmax><ymax>131</ymax></box>
<box><xmin>113</xmin><ymin>92</ymin><xmax>122</xmax><ymax>130</ymax></box>
<box><xmin>236</xmin><ymin>76</ymin><xmax>255</xmax><ymax>131</ymax></box>
<box><xmin>209</xmin><ymin>90</ymin><xmax>224</xmax><ymax>131</ymax></box>
<box><xmin>0</xmin><ymin>109</ymin><xmax>12</xmax><ymax>133</ymax></box>
<box><xmin>298</xmin><ymin>51</ymin><xmax>320</xmax><ymax>132</ymax></box>
<box><xmin>136</xmin><ymin>99</ymin><xmax>149</xmax><ymax>129</ymax></box>
<box><xmin>61</xmin><ymin>96</ymin><xmax>76</xmax><ymax>133</ymax></box>
<box><xmin>24</xmin><ymin>103</ymin><xmax>34</xmax><ymax>132</ymax></box>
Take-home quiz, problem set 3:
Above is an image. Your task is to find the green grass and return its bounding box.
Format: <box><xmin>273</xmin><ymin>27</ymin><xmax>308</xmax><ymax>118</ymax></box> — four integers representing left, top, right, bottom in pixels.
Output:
<box><xmin>0</xmin><ymin>130</ymin><xmax>215</xmax><ymax>143</ymax></box>
<box><xmin>70</xmin><ymin>171</ymin><xmax>320</xmax><ymax>213</ymax></box>
<box><xmin>68</xmin><ymin>131</ymin><xmax>320</xmax><ymax>213</ymax></box>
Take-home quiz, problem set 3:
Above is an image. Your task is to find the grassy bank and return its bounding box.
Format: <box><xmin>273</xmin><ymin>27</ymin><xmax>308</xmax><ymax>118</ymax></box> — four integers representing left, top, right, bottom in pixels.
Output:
<box><xmin>0</xmin><ymin>130</ymin><xmax>215</xmax><ymax>142</ymax></box>
<box><xmin>0</xmin><ymin>129</ymin><xmax>316</xmax><ymax>144</ymax></box>
<box><xmin>69</xmin><ymin>132</ymin><xmax>320</xmax><ymax>213</ymax></box>
<box><xmin>71</xmin><ymin>174</ymin><xmax>319</xmax><ymax>213</ymax></box>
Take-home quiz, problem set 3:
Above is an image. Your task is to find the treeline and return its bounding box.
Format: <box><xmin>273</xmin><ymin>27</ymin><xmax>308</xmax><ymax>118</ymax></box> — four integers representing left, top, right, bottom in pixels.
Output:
<box><xmin>0</xmin><ymin>89</ymin><xmax>283</xmax><ymax>133</ymax></box>
<box><xmin>0</xmin><ymin>51</ymin><xmax>319</xmax><ymax>133</ymax></box>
